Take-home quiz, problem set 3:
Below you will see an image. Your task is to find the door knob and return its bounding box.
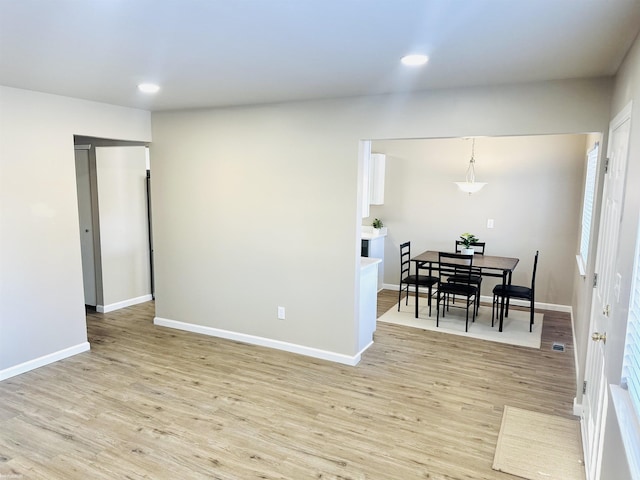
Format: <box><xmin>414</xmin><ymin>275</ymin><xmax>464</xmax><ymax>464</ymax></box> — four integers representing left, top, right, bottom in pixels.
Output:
<box><xmin>591</xmin><ymin>332</ymin><xmax>607</xmax><ymax>343</ymax></box>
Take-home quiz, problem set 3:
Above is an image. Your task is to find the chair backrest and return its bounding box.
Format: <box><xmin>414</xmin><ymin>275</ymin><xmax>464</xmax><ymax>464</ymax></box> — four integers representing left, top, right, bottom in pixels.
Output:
<box><xmin>438</xmin><ymin>251</ymin><xmax>474</xmax><ymax>283</ymax></box>
<box><xmin>455</xmin><ymin>240</ymin><xmax>486</xmax><ymax>255</ymax></box>
<box><xmin>399</xmin><ymin>241</ymin><xmax>412</xmax><ymax>279</ymax></box>
<box><xmin>531</xmin><ymin>250</ymin><xmax>539</xmax><ymax>291</ymax></box>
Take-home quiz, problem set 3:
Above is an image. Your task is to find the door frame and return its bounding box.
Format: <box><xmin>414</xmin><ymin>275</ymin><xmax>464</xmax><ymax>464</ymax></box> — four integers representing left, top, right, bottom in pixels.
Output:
<box><xmin>74</xmin><ymin>144</ymin><xmax>99</xmax><ymax>307</ymax></box>
<box><xmin>581</xmin><ymin>101</ymin><xmax>632</xmax><ymax>479</ymax></box>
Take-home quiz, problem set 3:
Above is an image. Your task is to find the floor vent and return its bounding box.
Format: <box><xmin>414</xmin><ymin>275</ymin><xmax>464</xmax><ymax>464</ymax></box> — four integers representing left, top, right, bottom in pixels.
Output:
<box><xmin>552</xmin><ymin>342</ymin><xmax>565</xmax><ymax>352</ymax></box>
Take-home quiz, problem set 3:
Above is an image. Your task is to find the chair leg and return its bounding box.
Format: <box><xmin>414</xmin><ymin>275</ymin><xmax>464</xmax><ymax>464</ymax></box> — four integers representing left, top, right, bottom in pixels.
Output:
<box><xmin>442</xmin><ymin>292</ymin><xmax>447</xmax><ymax>317</ymax></box>
<box><xmin>530</xmin><ymin>300</ymin><xmax>534</xmax><ymax>332</ymax></box>
<box><xmin>465</xmin><ymin>301</ymin><xmax>469</xmax><ymax>332</ymax></box>
<box><xmin>471</xmin><ymin>294</ymin><xmax>476</xmax><ymax>322</ymax></box>
<box><xmin>491</xmin><ymin>294</ymin><xmax>496</xmax><ymax>327</ymax></box>
<box><xmin>473</xmin><ymin>298</ymin><xmax>478</xmax><ymax>322</ymax></box>
<box><xmin>398</xmin><ymin>284</ymin><xmax>402</xmax><ymax>311</ymax></box>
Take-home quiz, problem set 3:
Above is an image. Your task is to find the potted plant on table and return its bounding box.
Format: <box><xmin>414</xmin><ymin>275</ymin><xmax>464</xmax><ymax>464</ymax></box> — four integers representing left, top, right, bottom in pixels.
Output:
<box><xmin>459</xmin><ymin>232</ymin><xmax>479</xmax><ymax>255</ymax></box>
<box><xmin>372</xmin><ymin>218</ymin><xmax>387</xmax><ymax>235</ymax></box>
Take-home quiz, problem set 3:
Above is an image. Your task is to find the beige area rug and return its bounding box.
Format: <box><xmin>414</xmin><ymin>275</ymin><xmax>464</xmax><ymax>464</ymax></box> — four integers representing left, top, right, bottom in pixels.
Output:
<box><xmin>378</xmin><ymin>294</ymin><xmax>543</xmax><ymax>349</ymax></box>
<box><xmin>493</xmin><ymin>406</ymin><xmax>585</xmax><ymax>480</ymax></box>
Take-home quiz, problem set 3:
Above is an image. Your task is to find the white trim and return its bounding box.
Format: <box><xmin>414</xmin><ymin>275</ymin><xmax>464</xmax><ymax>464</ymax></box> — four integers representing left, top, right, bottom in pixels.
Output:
<box><xmin>571</xmin><ymin>308</ymin><xmax>581</xmax><ymax>405</ymax></box>
<box><xmin>154</xmin><ymin>317</ymin><xmax>364</xmax><ymax>366</ymax></box>
<box><xmin>0</xmin><ymin>342</ymin><xmax>90</xmax><ymax>381</ymax></box>
<box><xmin>570</xmin><ymin>306</ymin><xmax>583</xmax><ymax>417</ymax></box>
<box><xmin>577</xmin><ymin>254</ymin><xmax>587</xmax><ymax>277</ymax></box>
<box><xmin>97</xmin><ymin>294</ymin><xmax>153</xmax><ymax>313</ymax></box>
<box><xmin>608</xmin><ymin>101</ymin><xmax>633</xmax><ymax>143</ymax></box>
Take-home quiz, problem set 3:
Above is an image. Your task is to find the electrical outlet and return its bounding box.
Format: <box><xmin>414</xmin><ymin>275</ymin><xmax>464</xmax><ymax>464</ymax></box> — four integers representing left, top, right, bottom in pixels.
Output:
<box><xmin>277</xmin><ymin>306</ymin><xmax>285</xmax><ymax>320</ymax></box>
<box><xmin>487</xmin><ymin>218</ymin><xmax>494</xmax><ymax>229</ymax></box>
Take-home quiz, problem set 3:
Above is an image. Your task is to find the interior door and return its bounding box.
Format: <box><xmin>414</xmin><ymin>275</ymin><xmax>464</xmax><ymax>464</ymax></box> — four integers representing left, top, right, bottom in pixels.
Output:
<box><xmin>74</xmin><ymin>146</ymin><xmax>97</xmax><ymax>306</ymax></box>
<box><xmin>582</xmin><ymin>103</ymin><xmax>631</xmax><ymax>479</ymax></box>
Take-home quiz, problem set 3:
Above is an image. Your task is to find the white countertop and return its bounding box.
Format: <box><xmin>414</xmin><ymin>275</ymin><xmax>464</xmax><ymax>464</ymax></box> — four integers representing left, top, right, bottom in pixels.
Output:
<box><xmin>361</xmin><ymin>226</ymin><xmax>387</xmax><ymax>239</ymax></box>
<box><xmin>360</xmin><ymin>256</ymin><xmax>382</xmax><ymax>269</ymax></box>
<box><xmin>362</xmin><ymin>232</ymin><xmax>387</xmax><ymax>240</ymax></box>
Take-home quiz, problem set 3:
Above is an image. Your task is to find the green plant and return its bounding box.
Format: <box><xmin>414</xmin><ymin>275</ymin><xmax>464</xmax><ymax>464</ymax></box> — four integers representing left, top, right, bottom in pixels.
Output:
<box><xmin>372</xmin><ymin>218</ymin><xmax>384</xmax><ymax>229</ymax></box>
<box><xmin>459</xmin><ymin>232</ymin><xmax>479</xmax><ymax>248</ymax></box>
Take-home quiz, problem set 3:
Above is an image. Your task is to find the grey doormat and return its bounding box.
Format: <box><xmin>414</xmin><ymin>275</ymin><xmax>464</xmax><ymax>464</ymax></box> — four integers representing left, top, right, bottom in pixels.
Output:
<box><xmin>493</xmin><ymin>405</ymin><xmax>585</xmax><ymax>480</ymax></box>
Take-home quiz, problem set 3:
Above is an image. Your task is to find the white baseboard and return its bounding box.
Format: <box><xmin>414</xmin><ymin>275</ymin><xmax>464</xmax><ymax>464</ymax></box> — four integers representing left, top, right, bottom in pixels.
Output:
<box><xmin>571</xmin><ymin>309</ymin><xmax>581</xmax><ymax>401</ymax></box>
<box><xmin>573</xmin><ymin>396</ymin><xmax>584</xmax><ymax>417</ymax></box>
<box><xmin>0</xmin><ymin>342</ymin><xmax>90</xmax><ymax>381</ymax></box>
<box><xmin>154</xmin><ymin>317</ymin><xmax>364</xmax><ymax>366</ymax></box>
<box><xmin>382</xmin><ymin>283</ymin><xmax>572</xmax><ymax>313</ymax></box>
<box><xmin>97</xmin><ymin>294</ymin><xmax>153</xmax><ymax>313</ymax></box>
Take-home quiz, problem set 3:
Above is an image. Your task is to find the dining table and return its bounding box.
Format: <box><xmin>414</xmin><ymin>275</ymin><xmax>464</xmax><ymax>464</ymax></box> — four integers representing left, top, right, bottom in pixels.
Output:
<box><xmin>411</xmin><ymin>250</ymin><xmax>520</xmax><ymax>332</ymax></box>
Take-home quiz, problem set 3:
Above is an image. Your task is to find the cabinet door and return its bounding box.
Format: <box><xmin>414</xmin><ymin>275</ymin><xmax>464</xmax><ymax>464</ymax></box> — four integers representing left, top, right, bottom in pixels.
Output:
<box><xmin>359</xmin><ymin>263</ymin><xmax>378</xmax><ymax>349</ymax></box>
<box><xmin>368</xmin><ymin>236</ymin><xmax>385</xmax><ymax>290</ymax></box>
<box><xmin>369</xmin><ymin>153</ymin><xmax>385</xmax><ymax>205</ymax></box>
<box><xmin>360</xmin><ymin>141</ymin><xmax>371</xmax><ymax>218</ymax></box>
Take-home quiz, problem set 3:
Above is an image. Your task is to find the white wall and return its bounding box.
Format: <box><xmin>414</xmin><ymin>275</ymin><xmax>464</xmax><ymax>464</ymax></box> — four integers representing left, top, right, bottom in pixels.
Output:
<box><xmin>0</xmin><ymin>86</ymin><xmax>151</xmax><ymax>378</ymax></box>
<box><xmin>598</xmin><ymin>31</ymin><xmax>640</xmax><ymax>480</ymax></box>
<box><xmin>96</xmin><ymin>146</ymin><xmax>151</xmax><ymax>311</ymax></box>
<box><xmin>368</xmin><ymin>134</ymin><xmax>588</xmax><ymax>306</ymax></box>
<box><xmin>150</xmin><ymin>78</ymin><xmax>612</xmax><ymax>363</ymax></box>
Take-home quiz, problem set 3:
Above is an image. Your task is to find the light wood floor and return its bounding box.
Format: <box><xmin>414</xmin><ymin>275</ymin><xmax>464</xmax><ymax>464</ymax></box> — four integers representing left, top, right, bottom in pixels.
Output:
<box><xmin>0</xmin><ymin>291</ymin><xmax>577</xmax><ymax>479</ymax></box>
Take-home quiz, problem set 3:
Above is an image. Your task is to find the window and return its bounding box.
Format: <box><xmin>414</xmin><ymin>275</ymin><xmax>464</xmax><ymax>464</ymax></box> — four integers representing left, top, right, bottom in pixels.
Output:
<box><xmin>622</xmin><ymin>217</ymin><xmax>640</xmax><ymax>413</ymax></box>
<box><xmin>615</xmin><ymin>213</ymin><xmax>640</xmax><ymax>478</ymax></box>
<box><xmin>577</xmin><ymin>143</ymin><xmax>599</xmax><ymax>275</ymax></box>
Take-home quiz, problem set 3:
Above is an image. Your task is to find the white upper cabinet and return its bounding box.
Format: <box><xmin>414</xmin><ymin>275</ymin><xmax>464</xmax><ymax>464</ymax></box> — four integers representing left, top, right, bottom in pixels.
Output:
<box><xmin>361</xmin><ymin>141</ymin><xmax>371</xmax><ymax>218</ymax></box>
<box><xmin>369</xmin><ymin>153</ymin><xmax>385</xmax><ymax>205</ymax></box>
<box><xmin>360</xmin><ymin>142</ymin><xmax>386</xmax><ymax>218</ymax></box>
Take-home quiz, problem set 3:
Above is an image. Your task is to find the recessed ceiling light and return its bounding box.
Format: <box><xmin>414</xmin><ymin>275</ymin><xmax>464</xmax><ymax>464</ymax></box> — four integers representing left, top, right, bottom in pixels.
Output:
<box><xmin>401</xmin><ymin>54</ymin><xmax>429</xmax><ymax>66</ymax></box>
<box><xmin>138</xmin><ymin>83</ymin><xmax>160</xmax><ymax>94</ymax></box>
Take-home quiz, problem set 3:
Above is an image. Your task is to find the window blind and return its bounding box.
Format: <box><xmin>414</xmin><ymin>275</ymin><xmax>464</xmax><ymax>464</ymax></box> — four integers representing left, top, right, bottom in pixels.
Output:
<box><xmin>622</xmin><ymin>217</ymin><xmax>640</xmax><ymax>416</ymax></box>
<box><xmin>618</xmin><ymin>216</ymin><xmax>640</xmax><ymax>478</ymax></box>
<box><xmin>579</xmin><ymin>143</ymin><xmax>599</xmax><ymax>266</ymax></box>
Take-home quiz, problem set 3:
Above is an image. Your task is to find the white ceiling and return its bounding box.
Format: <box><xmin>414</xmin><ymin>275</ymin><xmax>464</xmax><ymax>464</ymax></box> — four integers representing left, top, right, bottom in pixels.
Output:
<box><xmin>1</xmin><ymin>0</ymin><xmax>639</xmax><ymax>112</ymax></box>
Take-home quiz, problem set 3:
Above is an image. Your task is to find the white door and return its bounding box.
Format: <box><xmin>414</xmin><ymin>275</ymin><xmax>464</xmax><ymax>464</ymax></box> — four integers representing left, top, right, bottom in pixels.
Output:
<box><xmin>74</xmin><ymin>147</ymin><xmax>97</xmax><ymax>306</ymax></box>
<box><xmin>582</xmin><ymin>103</ymin><xmax>632</xmax><ymax>479</ymax></box>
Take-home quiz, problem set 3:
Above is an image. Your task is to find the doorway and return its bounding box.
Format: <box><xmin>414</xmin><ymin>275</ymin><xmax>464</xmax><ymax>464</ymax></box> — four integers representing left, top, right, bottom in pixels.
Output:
<box><xmin>73</xmin><ymin>137</ymin><xmax>154</xmax><ymax>312</ymax></box>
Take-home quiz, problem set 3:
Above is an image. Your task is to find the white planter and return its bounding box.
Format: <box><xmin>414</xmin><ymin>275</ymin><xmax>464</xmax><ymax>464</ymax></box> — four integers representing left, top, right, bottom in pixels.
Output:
<box><xmin>461</xmin><ymin>248</ymin><xmax>474</xmax><ymax>255</ymax></box>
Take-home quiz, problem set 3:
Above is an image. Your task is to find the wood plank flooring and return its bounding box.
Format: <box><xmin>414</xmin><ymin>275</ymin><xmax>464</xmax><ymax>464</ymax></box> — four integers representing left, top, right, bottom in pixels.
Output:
<box><xmin>0</xmin><ymin>291</ymin><xmax>578</xmax><ymax>479</ymax></box>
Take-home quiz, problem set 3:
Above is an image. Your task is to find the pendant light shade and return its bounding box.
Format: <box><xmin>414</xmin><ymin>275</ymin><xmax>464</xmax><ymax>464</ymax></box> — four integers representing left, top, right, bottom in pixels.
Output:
<box><xmin>455</xmin><ymin>138</ymin><xmax>487</xmax><ymax>194</ymax></box>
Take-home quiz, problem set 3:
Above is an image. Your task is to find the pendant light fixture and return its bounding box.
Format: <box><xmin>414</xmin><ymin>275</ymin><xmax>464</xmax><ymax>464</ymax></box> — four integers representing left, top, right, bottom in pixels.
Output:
<box><xmin>455</xmin><ymin>138</ymin><xmax>487</xmax><ymax>194</ymax></box>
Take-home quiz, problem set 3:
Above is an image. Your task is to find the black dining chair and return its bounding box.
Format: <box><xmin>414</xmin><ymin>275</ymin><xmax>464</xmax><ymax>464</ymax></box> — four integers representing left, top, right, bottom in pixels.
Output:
<box><xmin>436</xmin><ymin>252</ymin><xmax>478</xmax><ymax>332</ymax></box>
<box><xmin>398</xmin><ymin>241</ymin><xmax>439</xmax><ymax>316</ymax></box>
<box><xmin>450</xmin><ymin>240</ymin><xmax>486</xmax><ymax>310</ymax></box>
<box><xmin>492</xmin><ymin>250</ymin><xmax>539</xmax><ymax>332</ymax></box>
